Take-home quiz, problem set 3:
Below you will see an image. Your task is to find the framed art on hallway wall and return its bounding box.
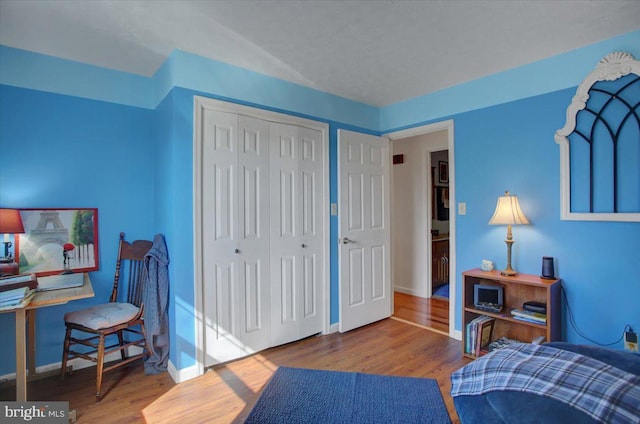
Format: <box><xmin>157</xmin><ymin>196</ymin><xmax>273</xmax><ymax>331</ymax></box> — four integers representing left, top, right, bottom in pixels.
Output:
<box><xmin>438</xmin><ymin>161</ymin><xmax>449</xmax><ymax>184</ymax></box>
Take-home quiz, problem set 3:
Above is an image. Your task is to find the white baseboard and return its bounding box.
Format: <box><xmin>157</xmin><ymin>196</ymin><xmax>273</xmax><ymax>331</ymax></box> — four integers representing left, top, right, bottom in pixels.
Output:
<box><xmin>167</xmin><ymin>360</ymin><xmax>198</xmax><ymax>384</ymax></box>
<box><xmin>326</xmin><ymin>323</ymin><xmax>339</xmax><ymax>334</ymax></box>
<box><xmin>1</xmin><ymin>330</ymin><xmax>465</xmax><ymax>386</ymax></box>
<box><xmin>0</xmin><ymin>346</ymin><xmax>197</xmax><ymax>387</ymax></box>
<box><xmin>0</xmin><ymin>347</ymin><xmax>143</xmax><ymax>383</ymax></box>
<box><xmin>393</xmin><ymin>286</ymin><xmax>413</xmax><ymax>295</ymax></box>
<box><xmin>452</xmin><ymin>329</ymin><xmax>462</xmax><ymax>341</ymax></box>
<box><xmin>394</xmin><ymin>286</ymin><xmax>427</xmax><ymax>297</ymax></box>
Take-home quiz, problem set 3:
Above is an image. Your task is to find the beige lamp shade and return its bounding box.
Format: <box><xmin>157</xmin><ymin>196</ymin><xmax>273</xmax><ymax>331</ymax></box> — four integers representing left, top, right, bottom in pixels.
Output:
<box><xmin>488</xmin><ymin>191</ymin><xmax>529</xmax><ymax>226</ymax></box>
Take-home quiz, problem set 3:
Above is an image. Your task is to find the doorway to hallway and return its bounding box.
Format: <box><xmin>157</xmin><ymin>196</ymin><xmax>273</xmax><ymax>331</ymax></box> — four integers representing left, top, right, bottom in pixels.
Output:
<box><xmin>387</xmin><ymin>121</ymin><xmax>455</xmax><ymax>336</ymax></box>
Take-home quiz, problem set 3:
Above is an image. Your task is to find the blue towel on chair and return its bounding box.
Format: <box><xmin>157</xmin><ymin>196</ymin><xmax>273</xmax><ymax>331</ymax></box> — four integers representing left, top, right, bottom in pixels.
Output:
<box><xmin>143</xmin><ymin>233</ymin><xmax>170</xmax><ymax>374</ymax></box>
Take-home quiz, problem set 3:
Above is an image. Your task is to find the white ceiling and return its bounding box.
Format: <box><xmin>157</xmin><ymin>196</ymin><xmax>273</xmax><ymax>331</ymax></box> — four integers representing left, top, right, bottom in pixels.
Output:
<box><xmin>1</xmin><ymin>0</ymin><xmax>639</xmax><ymax>106</ymax></box>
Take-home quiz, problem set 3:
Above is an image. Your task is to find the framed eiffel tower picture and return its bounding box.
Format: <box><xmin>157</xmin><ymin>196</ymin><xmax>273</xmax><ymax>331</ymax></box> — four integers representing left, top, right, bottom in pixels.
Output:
<box><xmin>15</xmin><ymin>208</ymin><xmax>99</xmax><ymax>277</ymax></box>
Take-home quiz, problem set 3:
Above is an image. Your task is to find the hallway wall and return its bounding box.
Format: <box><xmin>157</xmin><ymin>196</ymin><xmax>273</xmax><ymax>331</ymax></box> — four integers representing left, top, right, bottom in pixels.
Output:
<box><xmin>391</xmin><ymin>130</ymin><xmax>448</xmax><ymax>297</ymax></box>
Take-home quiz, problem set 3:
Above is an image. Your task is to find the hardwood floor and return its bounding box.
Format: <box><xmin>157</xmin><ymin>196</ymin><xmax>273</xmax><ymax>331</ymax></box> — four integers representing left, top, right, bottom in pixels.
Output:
<box><xmin>393</xmin><ymin>291</ymin><xmax>449</xmax><ymax>333</ymax></box>
<box><xmin>1</xmin><ymin>319</ymin><xmax>469</xmax><ymax>423</ymax></box>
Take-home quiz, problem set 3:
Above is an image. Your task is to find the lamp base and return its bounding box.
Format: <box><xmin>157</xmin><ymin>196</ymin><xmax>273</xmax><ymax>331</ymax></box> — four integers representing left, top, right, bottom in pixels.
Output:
<box><xmin>0</xmin><ymin>259</ymin><xmax>19</xmax><ymax>276</ymax></box>
<box><xmin>501</xmin><ymin>235</ymin><xmax>518</xmax><ymax>276</ymax></box>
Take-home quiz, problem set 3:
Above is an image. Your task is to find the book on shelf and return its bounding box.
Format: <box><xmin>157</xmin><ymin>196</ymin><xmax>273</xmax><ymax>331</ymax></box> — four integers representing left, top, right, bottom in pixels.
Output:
<box><xmin>487</xmin><ymin>336</ymin><xmax>523</xmax><ymax>352</ymax></box>
<box><xmin>475</xmin><ymin>318</ymin><xmax>495</xmax><ymax>356</ymax></box>
<box><xmin>0</xmin><ymin>273</ymin><xmax>38</xmax><ymax>292</ymax></box>
<box><xmin>465</xmin><ymin>315</ymin><xmax>495</xmax><ymax>356</ymax></box>
<box><xmin>510</xmin><ymin>308</ymin><xmax>546</xmax><ymax>324</ymax></box>
<box><xmin>0</xmin><ymin>286</ymin><xmax>36</xmax><ymax>311</ymax></box>
<box><xmin>512</xmin><ymin>316</ymin><xmax>546</xmax><ymax>325</ymax></box>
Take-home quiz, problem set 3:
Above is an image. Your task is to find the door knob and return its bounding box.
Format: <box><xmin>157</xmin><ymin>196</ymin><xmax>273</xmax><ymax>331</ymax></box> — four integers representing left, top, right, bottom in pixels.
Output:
<box><xmin>234</xmin><ymin>248</ymin><xmax>240</xmax><ymax>254</ymax></box>
<box><xmin>301</xmin><ymin>244</ymin><xmax>307</xmax><ymax>248</ymax></box>
<box><xmin>342</xmin><ymin>237</ymin><xmax>356</xmax><ymax>244</ymax></box>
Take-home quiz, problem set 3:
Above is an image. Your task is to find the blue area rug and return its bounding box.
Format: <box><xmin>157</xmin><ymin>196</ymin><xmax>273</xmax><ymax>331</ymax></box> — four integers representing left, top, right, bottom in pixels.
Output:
<box><xmin>434</xmin><ymin>283</ymin><xmax>450</xmax><ymax>299</ymax></box>
<box><xmin>245</xmin><ymin>367</ymin><xmax>451</xmax><ymax>423</ymax></box>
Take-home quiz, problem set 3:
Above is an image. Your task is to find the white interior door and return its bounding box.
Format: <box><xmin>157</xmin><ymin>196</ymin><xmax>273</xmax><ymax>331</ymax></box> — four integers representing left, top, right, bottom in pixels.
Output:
<box><xmin>270</xmin><ymin>123</ymin><xmax>323</xmax><ymax>346</ymax></box>
<box><xmin>338</xmin><ymin>129</ymin><xmax>391</xmax><ymax>332</ymax></box>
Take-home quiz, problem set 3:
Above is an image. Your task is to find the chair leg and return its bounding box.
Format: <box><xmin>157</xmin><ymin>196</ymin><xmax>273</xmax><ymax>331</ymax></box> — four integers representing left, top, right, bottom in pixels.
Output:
<box><xmin>95</xmin><ymin>334</ymin><xmax>105</xmax><ymax>402</ymax></box>
<box><xmin>140</xmin><ymin>322</ymin><xmax>149</xmax><ymax>357</ymax></box>
<box><xmin>60</xmin><ymin>326</ymin><xmax>72</xmax><ymax>381</ymax></box>
<box><xmin>117</xmin><ymin>330</ymin><xmax>126</xmax><ymax>360</ymax></box>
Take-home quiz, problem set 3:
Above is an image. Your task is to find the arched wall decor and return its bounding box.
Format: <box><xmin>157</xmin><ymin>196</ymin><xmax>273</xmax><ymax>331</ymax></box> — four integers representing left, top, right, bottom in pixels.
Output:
<box><xmin>555</xmin><ymin>52</ymin><xmax>640</xmax><ymax>222</ymax></box>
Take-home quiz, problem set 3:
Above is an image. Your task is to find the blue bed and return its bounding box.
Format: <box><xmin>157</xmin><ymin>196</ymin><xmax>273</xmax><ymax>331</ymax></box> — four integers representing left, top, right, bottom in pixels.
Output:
<box><xmin>451</xmin><ymin>342</ymin><xmax>640</xmax><ymax>424</ymax></box>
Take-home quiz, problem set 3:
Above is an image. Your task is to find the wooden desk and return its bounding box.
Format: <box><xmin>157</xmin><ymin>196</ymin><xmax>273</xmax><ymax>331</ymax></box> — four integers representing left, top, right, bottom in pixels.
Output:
<box><xmin>7</xmin><ymin>273</ymin><xmax>94</xmax><ymax>401</ymax></box>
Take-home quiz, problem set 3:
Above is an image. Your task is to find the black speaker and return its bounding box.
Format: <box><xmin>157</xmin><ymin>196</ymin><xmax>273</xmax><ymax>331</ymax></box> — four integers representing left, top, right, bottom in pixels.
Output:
<box><xmin>541</xmin><ymin>256</ymin><xmax>555</xmax><ymax>279</ymax></box>
<box><xmin>523</xmin><ymin>301</ymin><xmax>546</xmax><ymax>314</ymax></box>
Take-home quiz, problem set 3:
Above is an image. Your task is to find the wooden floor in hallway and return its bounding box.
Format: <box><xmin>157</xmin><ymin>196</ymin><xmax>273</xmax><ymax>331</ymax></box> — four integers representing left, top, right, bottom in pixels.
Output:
<box><xmin>393</xmin><ymin>291</ymin><xmax>450</xmax><ymax>333</ymax></box>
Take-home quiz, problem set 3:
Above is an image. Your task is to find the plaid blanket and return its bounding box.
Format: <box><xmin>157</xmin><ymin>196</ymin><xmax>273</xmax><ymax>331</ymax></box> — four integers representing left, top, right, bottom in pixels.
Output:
<box><xmin>451</xmin><ymin>343</ymin><xmax>640</xmax><ymax>424</ymax></box>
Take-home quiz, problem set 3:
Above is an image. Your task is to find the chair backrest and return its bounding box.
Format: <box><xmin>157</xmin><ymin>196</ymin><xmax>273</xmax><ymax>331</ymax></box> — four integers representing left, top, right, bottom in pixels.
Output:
<box><xmin>110</xmin><ymin>232</ymin><xmax>153</xmax><ymax>306</ymax></box>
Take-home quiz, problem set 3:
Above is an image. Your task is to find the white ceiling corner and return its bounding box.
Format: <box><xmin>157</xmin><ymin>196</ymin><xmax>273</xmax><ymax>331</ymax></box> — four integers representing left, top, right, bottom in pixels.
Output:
<box><xmin>1</xmin><ymin>0</ymin><xmax>639</xmax><ymax>106</ymax></box>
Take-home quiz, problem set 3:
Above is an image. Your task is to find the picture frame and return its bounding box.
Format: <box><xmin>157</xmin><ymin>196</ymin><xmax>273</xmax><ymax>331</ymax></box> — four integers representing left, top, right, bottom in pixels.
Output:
<box><xmin>15</xmin><ymin>208</ymin><xmax>99</xmax><ymax>277</ymax></box>
<box><xmin>438</xmin><ymin>161</ymin><xmax>449</xmax><ymax>184</ymax></box>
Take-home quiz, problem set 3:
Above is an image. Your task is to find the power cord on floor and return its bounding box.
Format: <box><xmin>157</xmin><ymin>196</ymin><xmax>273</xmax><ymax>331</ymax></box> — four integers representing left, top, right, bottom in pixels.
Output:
<box><xmin>562</xmin><ymin>286</ymin><xmax>630</xmax><ymax>346</ymax></box>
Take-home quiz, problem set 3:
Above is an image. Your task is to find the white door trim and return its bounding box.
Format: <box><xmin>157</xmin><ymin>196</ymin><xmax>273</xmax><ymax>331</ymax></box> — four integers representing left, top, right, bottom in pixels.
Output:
<box><xmin>193</xmin><ymin>96</ymin><xmax>330</xmax><ymax>376</ymax></box>
<box><xmin>385</xmin><ymin>119</ymin><xmax>459</xmax><ymax>340</ymax></box>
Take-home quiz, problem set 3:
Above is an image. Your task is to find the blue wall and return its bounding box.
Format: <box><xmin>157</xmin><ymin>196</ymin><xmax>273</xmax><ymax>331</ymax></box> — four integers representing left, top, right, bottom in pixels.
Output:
<box><xmin>452</xmin><ymin>89</ymin><xmax>640</xmax><ymax>346</ymax></box>
<box><xmin>1</xmin><ymin>29</ymin><xmax>638</xmax><ymax>376</ymax></box>
<box><xmin>152</xmin><ymin>86</ymin><xmax>378</xmax><ymax>370</ymax></box>
<box><xmin>0</xmin><ymin>46</ymin><xmax>153</xmax><ymax>109</ymax></box>
<box><xmin>153</xmin><ymin>87</ymin><xmax>197</xmax><ymax>370</ymax></box>
<box><xmin>0</xmin><ymin>86</ymin><xmax>154</xmax><ymax>374</ymax></box>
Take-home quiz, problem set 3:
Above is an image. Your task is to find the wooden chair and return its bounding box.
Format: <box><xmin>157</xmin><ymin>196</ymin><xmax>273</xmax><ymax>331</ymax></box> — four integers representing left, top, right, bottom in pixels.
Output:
<box><xmin>60</xmin><ymin>232</ymin><xmax>153</xmax><ymax>401</ymax></box>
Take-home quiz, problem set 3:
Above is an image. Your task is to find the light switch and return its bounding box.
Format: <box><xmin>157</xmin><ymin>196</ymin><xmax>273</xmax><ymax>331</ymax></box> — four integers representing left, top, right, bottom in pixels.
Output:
<box><xmin>331</xmin><ymin>203</ymin><xmax>338</xmax><ymax>216</ymax></box>
<box><xmin>458</xmin><ymin>202</ymin><xmax>467</xmax><ymax>215</ymax></box>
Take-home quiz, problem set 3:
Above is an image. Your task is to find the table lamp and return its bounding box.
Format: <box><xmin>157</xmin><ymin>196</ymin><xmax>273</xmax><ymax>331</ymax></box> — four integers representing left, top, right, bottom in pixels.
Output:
<box><xmin>0</xmin><ymin>208</ymin><xmax>25</xmax><ymax>275</ymax></box>
<box><xmin>488</xmin><ymin>191</ymin><xmax>529</xmax><ymax>276</ymax></box>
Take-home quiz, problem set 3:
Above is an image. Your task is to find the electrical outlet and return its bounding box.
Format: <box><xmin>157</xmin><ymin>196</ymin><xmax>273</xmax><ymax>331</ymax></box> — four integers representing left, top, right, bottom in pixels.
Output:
<box><xmin>624</xmin><ymin>328</ymin><xmax>638</xmax><ymax>352</ymax></box>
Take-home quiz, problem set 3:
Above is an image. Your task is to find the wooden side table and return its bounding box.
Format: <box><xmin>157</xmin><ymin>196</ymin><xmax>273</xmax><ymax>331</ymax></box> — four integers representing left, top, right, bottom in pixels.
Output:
<box><xmin>2</xmin><ymin>273</ymin><xmax>94</xmax><ymax>401</ymax></box>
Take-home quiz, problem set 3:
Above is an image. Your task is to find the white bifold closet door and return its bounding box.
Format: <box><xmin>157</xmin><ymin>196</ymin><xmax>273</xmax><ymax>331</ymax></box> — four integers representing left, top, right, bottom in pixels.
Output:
<box><xmin>269</xmin><ymin>123</ymin><xmax>323</xmax><ymax>346</ymax></box>
<box><xmin>202</xmin><ymin>111</ymin><xmax>271</xmax><ymax>365</ymax></box>
<box><xmin>202</xmin><ymin>110</ymin><xmax>323</xmax><ymax>367</ymax></box>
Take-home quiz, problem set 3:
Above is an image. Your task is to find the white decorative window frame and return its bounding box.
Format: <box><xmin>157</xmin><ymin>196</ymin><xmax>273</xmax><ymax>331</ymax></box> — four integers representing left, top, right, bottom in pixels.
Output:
<box><xmin>555</xmin><ymin>52</ymin><xmax>640</xmax><ymax>222</ymax></box>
